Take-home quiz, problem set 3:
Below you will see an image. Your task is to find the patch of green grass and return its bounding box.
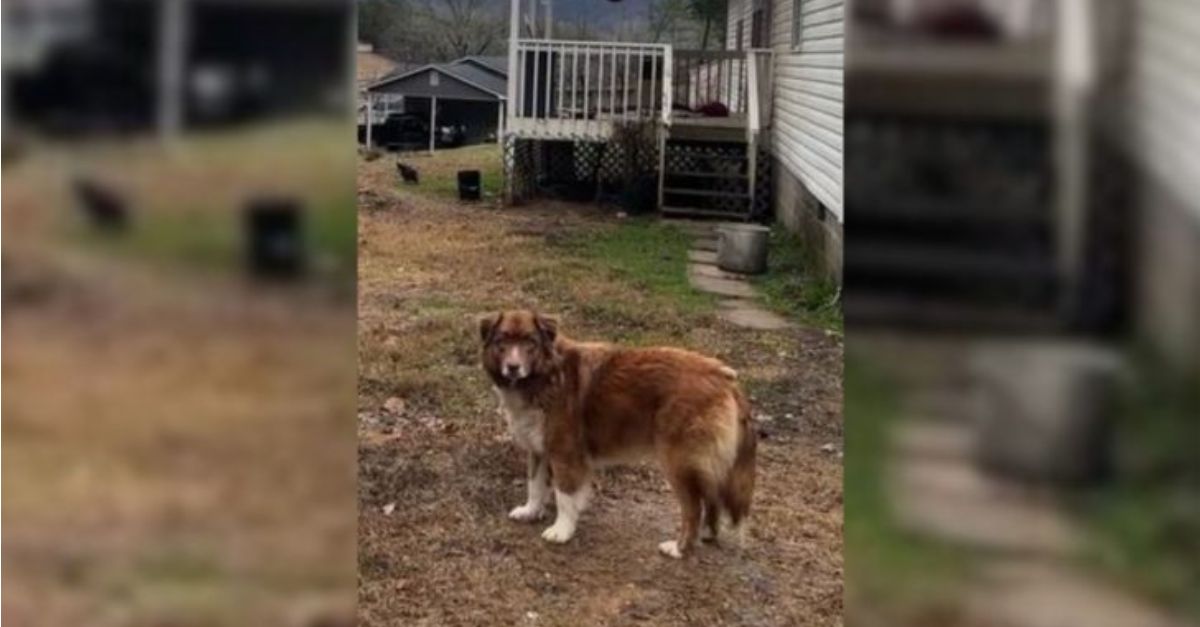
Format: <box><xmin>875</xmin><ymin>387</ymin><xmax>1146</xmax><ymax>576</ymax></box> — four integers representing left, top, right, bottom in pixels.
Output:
<box><xmin>308</xmin><ymin>191</ymin><xmax>358</xmax><ymax>273</ymax></box>
<box><xmin>63</xmin><ymin>120</ymin><xmax>356</xmax><ymax>277</ymax></box>
<box><xmin>133</xmin><ymin>546</ymin><xmax>226</xmax><ymax>584</ymax></box>
<box><xmin>77</xmin><ymin>190</ymin><xmax>355</xmax><ymax>277</ymax></box>
<box><xmin>423</xmin><ymin>165</ymin><xmax>503</xmax><ymax>200</ymax></box>
<box><xmin>845</xmin><ymin>356</ymin><xmax>969</xmax><ymax>617</ymax></box>
<box><xmin>1076</xmin><ymin>357</ymin><xmax>1200</xmax><ymax>620</ymax></box>
<box><xmin>403</xmin><ymin>144</ymin><xmax>503</xmax><ymax>201</ymax></box>
<box><xmin>755</xmin><ymin>228</ymin><xmax>842</xmax><ymax>332</ymax></box>
<box><xmin>557</xmin><ymin>218</ymin><xmax>715</xmax><ymax>316</ymax></box>
<box><xmin>77</xmin><ymin>208</ymin><xmax>236</xmax><ymax>271</ymax></box>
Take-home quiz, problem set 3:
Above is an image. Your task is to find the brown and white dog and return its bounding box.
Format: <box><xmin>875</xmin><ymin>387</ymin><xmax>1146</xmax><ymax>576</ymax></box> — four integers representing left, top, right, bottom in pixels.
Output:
<box><xmin>479</xmin><ymin>310</ymin><xmax>756</xmax><ymax>558</ymax></box>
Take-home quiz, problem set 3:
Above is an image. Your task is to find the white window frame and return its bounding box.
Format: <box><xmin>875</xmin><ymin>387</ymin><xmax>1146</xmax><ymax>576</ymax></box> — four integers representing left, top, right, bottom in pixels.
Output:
<box><xmin>792</xmin><ymin>0</ymin><xmax>805</xmax><ymax>51</ymax></box>
<box><xmin>750</xmin><ymin>0</ymin><xmax>769</xmax><ymax>48</ymax></box>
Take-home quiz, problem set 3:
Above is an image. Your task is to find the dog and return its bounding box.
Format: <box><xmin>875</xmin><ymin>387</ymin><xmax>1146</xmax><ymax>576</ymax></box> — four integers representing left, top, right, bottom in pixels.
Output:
<box><xmin>479</xmin><ymin>310</ymin><xmax>756</xmax><ymax>558</ymax></box>
<box><xmin>396</xmin><ymin>161</ymin><xmax>419</xmax><ymax>184</ymax></box>
<box><xmin>73</xmin><ymin>178</ymin><xmax>129</xmax><ymax>232</ymax></box>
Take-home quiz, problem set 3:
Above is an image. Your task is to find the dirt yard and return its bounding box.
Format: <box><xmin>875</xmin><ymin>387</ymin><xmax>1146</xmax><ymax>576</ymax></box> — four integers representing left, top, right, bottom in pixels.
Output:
<box><xmin>357</xmin><ymin>148</ymin><xmax>845</xmax><ymax>626</ymax></box>
<box><xmin>3</xmin><ymin>123</ymin><xmax>356</xmax><ymax>627</ymax></box>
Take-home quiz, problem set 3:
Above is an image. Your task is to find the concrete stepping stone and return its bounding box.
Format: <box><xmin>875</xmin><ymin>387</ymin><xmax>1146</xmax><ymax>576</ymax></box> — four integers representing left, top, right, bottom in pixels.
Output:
<box><xmin>688</xmin><ymin>250</ymin><xmax>718</xmax><ymax>264</ymax></box>
<box><xmin>893</xmin><ymin>420</ymin><xmax>974</xmax><ymax>462</ymax></box>
<box><xmin>689</xmin><ymin>262</ymin><xmax>749</xmax><ymax>281</ymax></box>
<box><xmin>663</xmin><ymin>219</ymin><xmax>721</xmax><ymax>238</ymax></box>
<box><xmin>688</xmin><ymin>271</ymin><xmax>757</xmax><ymax>298</ymax></box>
<box><xmin>968</xmin><ymin>560</ymin><xmax>1191</xmax><ymax>627</ymax></box>
<box><xmin>693</xmin><ymin>238</ymin><xmax>718</xmax><ymax>252</ymax></box>
<box><xmin>890</xmin><ymin>450</ymin><xmax>1082</xmax><ymax>557</ymax></box>
<box><xmin>717</xmin><ymin>298</ymin><xmax>761</xmax><ymax>310</ymax></box>
<box><xmin>717</xmin><ymin>300</ymin><xmax>793</xmax><ymax>330</ymax></box>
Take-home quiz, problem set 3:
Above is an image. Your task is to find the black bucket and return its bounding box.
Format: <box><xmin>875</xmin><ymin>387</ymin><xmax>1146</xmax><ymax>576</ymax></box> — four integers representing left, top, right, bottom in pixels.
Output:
<box><xmin>457</xmin><ymin>170</ymin><xmax>482</xmax><ymax>201</ymax></box>
<box><xmin>245</xmin><ymin>197</ymin><xmax>306</xmax><ymax>279</ymax></box>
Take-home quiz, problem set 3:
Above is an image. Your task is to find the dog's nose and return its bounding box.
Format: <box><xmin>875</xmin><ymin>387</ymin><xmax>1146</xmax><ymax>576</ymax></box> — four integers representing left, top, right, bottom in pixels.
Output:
<box><xmin>504</xmin><ymin>364</ymin><xmax>521</xmax><ymax>377</ymax></box>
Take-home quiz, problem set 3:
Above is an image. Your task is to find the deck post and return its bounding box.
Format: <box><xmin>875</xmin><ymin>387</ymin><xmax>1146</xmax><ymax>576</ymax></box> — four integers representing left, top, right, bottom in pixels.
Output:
<box><xmin>505</xmin><ymin>0</ymin><xmax>521</xmax><ymax>204</ymax></box>
<box><xmin>1055</xmin><ymin>0</ymin><xmax>1096</xmax><ymax>318</ymax></box>
<box><xmin>497</xmin><ymin>101</ymin><xmax>505</xmax><ymax>143</ymax></box>
<box><xmin>157</xmin><ymin>0</ymin><xmax>189</xmax><ymax>141</ymax></box>
<box><xmin>661</xmin><ymin>46</ymin><xmax>673</xmax><ymax>125</ymax></box>
<box><xmin>746</xmin><ymin>50</ymin><xmax>759</xmax><ymax>215</ymax></box>
<box><xmin>365</xmin><ymin>91</ymin><xmax>374</xmax><ymax>149</ymax></box>
<box><xmin>429</xmin><ymin>96</ymin><xmax>438</xmax><ymax>154</ymax></box>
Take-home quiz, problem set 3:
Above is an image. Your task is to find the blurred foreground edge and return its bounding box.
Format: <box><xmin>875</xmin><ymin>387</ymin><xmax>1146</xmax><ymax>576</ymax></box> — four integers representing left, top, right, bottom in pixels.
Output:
<box><xmin>845</xmin><ymin>2</ymin><xmax>1198</xmax><ymax>627</ymax></box>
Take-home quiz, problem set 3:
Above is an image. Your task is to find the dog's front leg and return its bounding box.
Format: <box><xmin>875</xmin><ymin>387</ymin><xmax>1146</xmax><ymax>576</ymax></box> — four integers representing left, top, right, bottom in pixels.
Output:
<box><xmin>541</xmin><ymin>457</ymin><xmax>591</xmax><ymax>544</ymax></box>
<box><xmin>509</xmin><ymin>452</ymin><xmax>550</xmax><ymax>522</ymax></box>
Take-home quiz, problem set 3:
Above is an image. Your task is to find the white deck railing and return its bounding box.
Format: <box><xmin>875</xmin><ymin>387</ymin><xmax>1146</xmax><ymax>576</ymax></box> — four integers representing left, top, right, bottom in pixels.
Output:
<box><xmin>672</xmin><ymin>50</ymin><xmax>750</xmax><ymax>114</ymax></box>
<box><xmin>509</xmin><ymin>39</ymin><xmax>671</xmax><ymax>140</ymax></box>
<box><xmin>508</xmin><ymin>40</ymin><xmax>773</xmax><ymax>143</ymax></box>
<box><xmin>744</xmin><ymin>50</ymin><xmax>772</xmax><ymax>133</ymax></box>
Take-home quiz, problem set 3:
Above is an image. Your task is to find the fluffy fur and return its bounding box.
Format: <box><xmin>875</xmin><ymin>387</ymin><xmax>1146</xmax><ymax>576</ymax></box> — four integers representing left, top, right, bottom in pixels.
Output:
<box><xmin>479</xmin><ymin>310</ymin><xmax>756</xmax><ymax>558</ymax></box>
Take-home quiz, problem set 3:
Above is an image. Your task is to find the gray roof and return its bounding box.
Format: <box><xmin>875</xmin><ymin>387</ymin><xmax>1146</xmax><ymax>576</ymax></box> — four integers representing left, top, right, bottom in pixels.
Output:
<box><xmin>440</xmin><ymin>62</ymin><xmax>506</xmax><ymax>96</ymax></box>
<box><xmin>455</xmin><ymin>56</ymin><xmax>507</xmax><ymax>77</ymax></box>
<box><xmin>376</xmin><ymin>62</ymin><xmax>421</xmax><ymax>82</ymax></box>
<box><xmin>367</xmin><ymin>61</ymin><xmax>507</xmax><ymax>100</ymax></box>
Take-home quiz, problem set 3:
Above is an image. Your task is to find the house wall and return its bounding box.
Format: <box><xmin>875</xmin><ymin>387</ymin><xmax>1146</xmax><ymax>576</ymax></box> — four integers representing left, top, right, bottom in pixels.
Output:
<box><xmin>727</xmin><ymin>0</ymin><xmax>844</xmax><ymax>277</ymax></box>
<box><xmin>1130</xmin><ymin>1</ymin><xmax>1200</xmax><ymax>375</ymax></box>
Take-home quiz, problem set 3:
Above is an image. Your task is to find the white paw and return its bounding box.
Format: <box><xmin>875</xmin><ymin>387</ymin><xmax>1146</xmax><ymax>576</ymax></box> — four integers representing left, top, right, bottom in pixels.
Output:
<box><xmin>508</xmin><ymin>503</ymin><xmax>544</xmax><ymax>522</ymax></box>
<box><xmin>541</xmin><ymin>522</ymin><xmax>575</xmax><ymax>543</ymax></box>
<box><xmin>658</xmin><ymin>540</ymin><xmax>683</xmax><ymax>559</ymax></box>
<box><xmin>729</xmin><ymin>522</ymin><xmax>748</xmax><ymax>548</ymax></box>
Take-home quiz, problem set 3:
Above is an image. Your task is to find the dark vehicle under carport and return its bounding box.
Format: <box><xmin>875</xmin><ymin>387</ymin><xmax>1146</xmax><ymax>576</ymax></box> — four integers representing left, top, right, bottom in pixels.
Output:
<box><xmin>360</xmin><ymin>57</ymin><xmax>506</xmax><ymax>150</ymax></box>
<box><xmin>360</xmin><ymin>113</ymin><xmax>466</xmax><ymax>151</ymax></box>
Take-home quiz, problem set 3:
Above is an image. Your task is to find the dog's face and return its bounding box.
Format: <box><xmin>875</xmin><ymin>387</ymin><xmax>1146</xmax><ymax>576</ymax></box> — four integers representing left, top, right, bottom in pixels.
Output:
<box><xmin>479</xmin><ymin>310</ymin><xmax>559</xmax><ymax>386</ymax></box>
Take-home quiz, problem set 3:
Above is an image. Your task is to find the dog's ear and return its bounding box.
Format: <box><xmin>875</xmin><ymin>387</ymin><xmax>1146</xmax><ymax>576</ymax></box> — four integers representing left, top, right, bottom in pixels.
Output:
<box><xmin>534</xmin><ymin>313</ymin><xmax>559</xmax><ymax>343</ymax></box>
<box><xmin>478</xmin><ymin>312</ymin><xmax>502</xmax><ymax>343</ymax></box>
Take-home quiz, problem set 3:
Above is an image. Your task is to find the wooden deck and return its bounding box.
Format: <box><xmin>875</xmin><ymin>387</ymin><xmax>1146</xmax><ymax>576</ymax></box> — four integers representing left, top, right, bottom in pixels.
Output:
<box><xmin>507</xmin><ymin>112</ymin><xmax>750</xmax><ymax>142</ymax></box>
<box><xmin>668</xmin><ymin>115</ymin><xmax>748</xmax><ymax>142</ymax></box>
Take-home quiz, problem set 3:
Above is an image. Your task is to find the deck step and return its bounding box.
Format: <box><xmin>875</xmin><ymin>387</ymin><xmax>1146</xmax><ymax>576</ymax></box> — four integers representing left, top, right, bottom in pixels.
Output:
<box><xmin>663</xmin><ymin>188</ymin><xmax>750</xmax><ymax>199</ymax></box>
<box><xmin>845</xmin><ymin>293</ymin><xmax>1063</xmax><ymax>334</ymax></box>
<box><xmin>667</xmin><ymin>126</ymin><xmax>748</xmax><ymax>143</ymax></box>
<box><xmin>852</xmin><ymin>243</ymin><xmax>1055</xmax><ymax>284</ymax></box>
<box><xmin>661</xmin><ymin>206</ymin><xmax>751</xmax><ymax>220</ymax></box>
<box><xmin>666</xmin><ymin>152</ymin><xmax>748</xmax><ymax>162</ymax></box>
<box><xmin>665</xmin><ymin>170</ymin><xmax>748</xmax><ymax>179</ymax></box>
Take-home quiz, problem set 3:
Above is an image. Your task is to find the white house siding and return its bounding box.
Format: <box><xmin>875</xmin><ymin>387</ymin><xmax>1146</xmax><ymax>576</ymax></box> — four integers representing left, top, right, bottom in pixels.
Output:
<box><xmin>1130</xmin><ymin>0</ymin><xmax>1200</xmax><ymax>373</ymax></box>
<box><xmin>726</xmin><ymin>0</ymin><xmax>844</xmax><ymax>221</ymax></box>
<box><xmin>1131</xmin><ymin>1</ymin><xmax>1200</xmax><ymax>221</ymax></box>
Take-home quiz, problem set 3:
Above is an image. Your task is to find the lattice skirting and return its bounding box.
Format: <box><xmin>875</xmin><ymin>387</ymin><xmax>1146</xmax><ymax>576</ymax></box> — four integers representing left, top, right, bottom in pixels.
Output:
<box><xmin>504</xmin><ymin>137</ymin><xmax>660</xmax><ymax>204</ymax></box>
<box><xmin>506</xmin><ymin>135</ymin><xmax>771</xmax><ymax>221</ymax></box>
<box><xmin>752</xmin><ymin>142</ymin><xmax>773</xmax><ymax>221</ymax></box>
<box><xmin>503</xmin><ymin>136</ymin><xmax>536</xmax><ymax>204</ymax></box>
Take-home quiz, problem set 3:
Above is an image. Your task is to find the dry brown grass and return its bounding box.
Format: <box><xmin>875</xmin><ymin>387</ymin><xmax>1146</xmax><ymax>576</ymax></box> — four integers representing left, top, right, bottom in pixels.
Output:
<box><xmin>357</xmin><ymin>150</ymin><xmax>845</xmax><ymax>626</ymax></box>
<box><xmin>3</xmin><ymin>122</ymin><xmax>356</xmax><ymax>626</ymax></box>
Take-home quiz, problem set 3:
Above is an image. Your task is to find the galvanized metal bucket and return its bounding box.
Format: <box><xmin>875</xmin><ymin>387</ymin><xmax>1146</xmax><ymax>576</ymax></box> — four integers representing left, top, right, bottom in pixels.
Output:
<box><xmin>717</xmin><ymin>224</ymin><xmax>771</xmax><ymax>275</ymax></box>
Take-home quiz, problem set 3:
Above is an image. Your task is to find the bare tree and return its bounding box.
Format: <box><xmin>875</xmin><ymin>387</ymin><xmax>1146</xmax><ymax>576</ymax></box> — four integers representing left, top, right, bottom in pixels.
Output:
<box><xmin>358</xmin><ymin>0</ymin><xmax>504</xmax><ymax>63</ymax></box>
<box><xmin>411</xmin><ymin>0</ymin><xmax>506</xmax><ymax>60</ymax></box>
<box><xmin>689</xmin><ymin>0</ymin><xmax>726</xmax><ymax>49</ymax></box>
<box><xmin>358</xmin><ymin>0</ymin><xmax>416</xmax><ymax>60</ymax></box>
<box><xmin>646</xmin><ymin>0</ymin><xmax>693</xmax><ymax>43</ymax></box>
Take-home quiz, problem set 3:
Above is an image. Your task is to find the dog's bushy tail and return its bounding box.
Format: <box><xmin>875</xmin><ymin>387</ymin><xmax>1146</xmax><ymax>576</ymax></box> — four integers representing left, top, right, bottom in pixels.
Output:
<box><xmin>720</xmin><ymin>387</ymin><xmax>757</xmax><ymax>527</ymax></box>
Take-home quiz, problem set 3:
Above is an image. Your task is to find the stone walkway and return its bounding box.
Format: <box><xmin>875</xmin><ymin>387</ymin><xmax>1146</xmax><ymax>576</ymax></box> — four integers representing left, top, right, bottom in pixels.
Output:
<box><xmin>884</xmin><ymin>338</ymin><xmax>1195</xmax><ymax>627</ymax></box>
<box><xmin>666</xmin><ymin>219</ymin><xmax>793</xmax><ymax>331</ymax></box>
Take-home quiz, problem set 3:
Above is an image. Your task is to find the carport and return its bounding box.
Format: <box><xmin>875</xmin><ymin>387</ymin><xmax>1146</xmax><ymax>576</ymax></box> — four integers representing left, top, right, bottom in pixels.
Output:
<box><xmin>364</xmin><ymin>58</ymin><xmax>507</xmax><ymax>152</ymax></box>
